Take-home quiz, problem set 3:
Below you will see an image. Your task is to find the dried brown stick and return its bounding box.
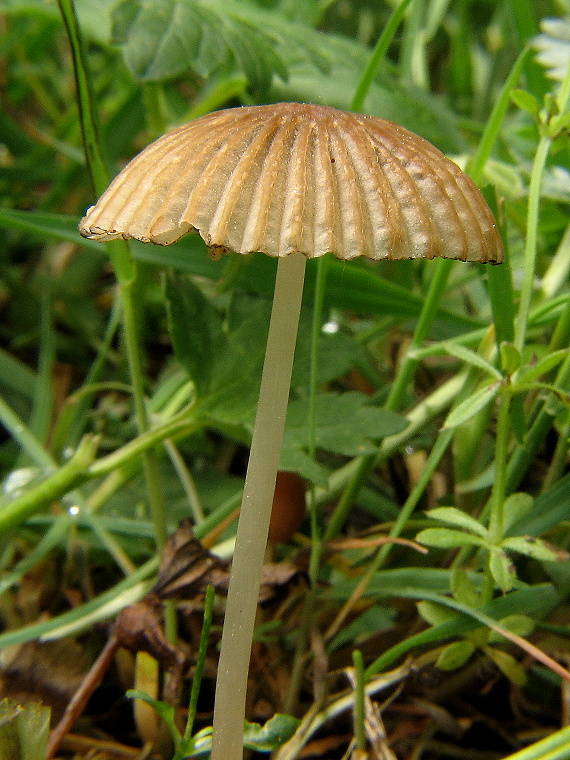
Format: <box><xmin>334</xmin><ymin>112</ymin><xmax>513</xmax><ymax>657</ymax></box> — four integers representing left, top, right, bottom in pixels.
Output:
<box><xmin>47</xmin><ymin>635</ymin><xmax>120</xmax><ymax>758</ymax></box>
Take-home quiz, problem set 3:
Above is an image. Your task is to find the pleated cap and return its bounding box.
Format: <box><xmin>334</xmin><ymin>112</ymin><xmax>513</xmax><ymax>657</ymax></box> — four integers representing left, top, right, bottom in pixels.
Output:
<box><xmin>79</xmin><ymin>103</ymin><xmax>502</xmax><ymax>263</ymax></box>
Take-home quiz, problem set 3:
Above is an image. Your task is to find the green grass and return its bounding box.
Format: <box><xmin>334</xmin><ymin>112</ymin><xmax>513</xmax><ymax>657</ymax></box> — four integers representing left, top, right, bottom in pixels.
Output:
<box><xmin>0</xmin><ymin>1</ymin><xmax>569</xmax><ymax>758</ymax></box>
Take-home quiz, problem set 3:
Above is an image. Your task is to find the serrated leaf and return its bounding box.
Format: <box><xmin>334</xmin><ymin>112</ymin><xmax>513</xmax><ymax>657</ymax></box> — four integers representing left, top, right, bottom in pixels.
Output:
<box><xmin>451</xmin><ymin>568</ymin><xmax>481</xmax><ymax>608</ymax></box>
<box><xmin>502</xmin><ymin>536</ymin><xmax>570</xmax><ymax>562</ymax></box>
<box><xmin>110</xmin><ymin>0</ymin><xmax>331</xmax><ymax>90</ymax></box>
<box><xmin>278</xmin><ymin>446</ymin><xmax>329</xmax><ymax>486</ymax></box>
<box><xmin>243</xmin><ymin>713</ymin><xmax>300</xmax><ymax>751</ymax></box>
<box><xmin>534</xmin><ymin>17</ymin><xmax>570</xmax><ymax>81</ymax></box>
<box><xmin>426</xmin><ymin>507</ymin><xmax>488</xmax><ymax>538</ymax></box>
<box><xmin>291</xmin><ymin>315</ymin><xmax>361</xmax><ymax>388</ymax></box>
<box><xmin>164</xmin><ymin>272</ymin><xmax>224</xmax><ymax>397</ymax></box>
<box><xmin>198</xmin><ymin>297</ymin><xmax>269</xmax><ymax>426</ymax></box>
<box><xmin>284</xmin><ymin>392</ymin><xmax>406</xmax><ymax>458</ymax></box>
<box><xmin>442</xmin><ymin>382</ymin><xmax>500</xmax><ymax>429</ymax></box>
<box><xmin>489</xmin><ymin>548</ymin><xmax>516</xmax><ymax>592</ymax></box>
<box><xmin>417</xmin><ymin>600</ymin><xmax>457</xmax><ymax>626</ymax></box>
<box><xmin>416</xmin><ymin>528</ymin><xmax>486</xmax><ymax>550</ymax></box>
<box><xmin>518</xmin><ymin>349</ymin><xmax>570</xmax><ymax>384</ymax></box>
<box><xmin>436</xmin><ymin>640</ymin><xmax>475</xmax><ymax>671</ymax></box>
<box><xmin>488</xmin><ymin>614</ymin><xmax>535</xmax><ymax>643</ymax></box>
<box><xmin>441</xmin><ymin>342</ymin><xmax>503</xmax><ymax>380</ymax></box>
<box><xmin>503</xmin><ymin>493</ymin><xmax>534</xmax><ymax>532</ymax></box>
<box><xmin>483</xmin><ymin>647</ymin><xmax>526</xmax><ymax>685</ymax></box>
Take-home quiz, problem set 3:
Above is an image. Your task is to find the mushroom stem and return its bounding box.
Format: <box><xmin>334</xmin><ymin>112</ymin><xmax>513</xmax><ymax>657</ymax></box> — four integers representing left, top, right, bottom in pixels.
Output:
<box><xmin>212</xmin><ymin>252</ymin><xmax>307</xmax><ymax>758</ymax></box>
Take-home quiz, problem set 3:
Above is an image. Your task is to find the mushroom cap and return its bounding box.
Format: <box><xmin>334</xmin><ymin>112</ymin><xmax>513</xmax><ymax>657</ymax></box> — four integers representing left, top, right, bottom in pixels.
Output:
<box><xmin>79</xmin><ymin>102</ymin><xmax>502</xmax><ymax>263</ymax></box>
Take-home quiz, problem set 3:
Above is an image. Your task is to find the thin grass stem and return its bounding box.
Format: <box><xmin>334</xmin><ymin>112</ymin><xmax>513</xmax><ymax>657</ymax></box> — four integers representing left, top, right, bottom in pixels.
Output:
<box><xmin>183</xmin><ymin>585</ymin><xmax>215</xmax><ymax>746</ymax></box>
<box><xmin>56</xmin><ymin>0</ymin><xmax>169</xmax><ymax>565</ymax></box>
<box><xmin>351</xmin><ymin>0</ymin><xmax>414</xmax><ymax>112</ymax></box>
<box><xmin>514</xmin><ymin>135</ymin><xmax>552</xmax><ymax>353</ymax></box>
<box><xmin>352</xmin><ymin>651</ymin><xmax>366</xmax><ymax>751</ymax></box>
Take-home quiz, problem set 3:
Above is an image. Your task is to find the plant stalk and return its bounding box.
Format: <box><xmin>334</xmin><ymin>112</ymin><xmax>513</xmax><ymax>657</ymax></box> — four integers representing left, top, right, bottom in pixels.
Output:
<box><xmin>211</xmin><ymin>253</ymin><xmax>307</xmax><ymax>759</ymax></box>
<box><xmin>56</xmin><ymin>0</ymin><xmax>169</xmax><ymax>564</ymax></box>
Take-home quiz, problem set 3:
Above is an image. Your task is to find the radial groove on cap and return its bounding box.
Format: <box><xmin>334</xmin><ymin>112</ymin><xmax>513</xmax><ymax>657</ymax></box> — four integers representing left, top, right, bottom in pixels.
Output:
<box><xmin>79</xmin><ymin>102</ymin><xmax>503</xmax><ymax>263</ymax></box>
<box><xmin>240</xmin><ymin>116</ymin><xmax>290</xmax><ymax>253</ymax></box>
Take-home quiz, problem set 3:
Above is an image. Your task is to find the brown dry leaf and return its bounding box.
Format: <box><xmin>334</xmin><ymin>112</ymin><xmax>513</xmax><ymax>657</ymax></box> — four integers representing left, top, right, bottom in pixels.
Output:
<box><xmin>259</xmin><ymin>562</ymin><xmax>305</xmax><ymax>604</ymax></box>
<box><xmin>114</xmin><ymin>599</ymin><xmax>184</xmax><ymax>673</ymax></box>
<box><xmin>155</xmin><ymin>520</ymin><xmax>304</xmax><ymax>607</ymax></box>
<box><xmin>152</xmin><ymin>519</ymin><xmax>229</xmax><ymax>601</ymax></box>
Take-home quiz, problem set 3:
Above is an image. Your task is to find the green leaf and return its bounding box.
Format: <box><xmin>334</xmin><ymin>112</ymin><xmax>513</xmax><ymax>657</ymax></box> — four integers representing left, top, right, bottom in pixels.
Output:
<box><xmin>441</xmin><ymin>342</ymin><xmax>503</xmax><ymax>380</ymax></box>
<box><xmin>326</xmin><ymin>568</ymin><xmax>480</xmax><ymax>601</ymax></box>
<box><xmin>0</xmin><ymin>699</ymin><xmax>50</xmax><ymax>760</ymax></box>
<box><xmin>482</xmin><ymin>161</ymin><xmax>525</xmax><ymax>200</ymax></box>
<box><xmin>499</xmin><ymin>342</ymin><xmax>521</xmax><ymax>375</ymax></box>
<box><xmin>0</xmin><ymin>210</ymin><xmax>482</xmax><ymax>330</ymax></box>
<box><xmin>518</xmin><ymin>349</ymin><xmax>570</xmax><ymax>384</ymax></box>
<box><xmin>416</xmin><ymin>528</ymin><xmax>487</xmax><ymax>550</ymax></box>
<box><xmin>442</xmin><ymin>382</ymin><xmax>500</xmax><ymax>429</ymax></box>
<box><xmin>417</xmin><ymin>600</ymin><xmax>456</xmax><ymax>627</ymax></box>
<box><xmin>483</xmin><ymin>647</ymin><xmax>526</xmax><ymax>686</ymax></box>
<box><xmin>502</xmin><ymin>536</ymin><xmax>570</xmax><ymax>562</ymax></box>
<box><xmin>489</xmin><ymin>549</ymin><xmax>516</xmax><ymax>593</ymax></box>
<box><xmin>76</xmin><ymin>0</ymin><xmax>118</xmax><ymax>45</ymax></box>
<box><xmin>164</xmin><ymin>272</ymin><xmax>224</xmax><ymax>397</ymax></box>
<box><xmin>329</xmin><ymin>606</ymin><xmax>395</xmax><ymax>652</ymax></box>
<box><xmin>181</xmin><ymin>725</ymin><xmax>212</xmax><ymax>756</ymax></box>
<box><xmin>178</xmin><ymin>714</ymin><xmax>298</xmax><ymax>756</ymax></box>
<box><xmin>0</xmin><ymin>347</ymin><xmax>36</xmax><ymax>400</ymax></box>
<box><xmin>243</xmin><ymin>713</ymin><xmax>300</xmax><ymax>751</ymax></box>
<box><xmin>550</xmin><ymin>110</ymin><xmax>570</xmax><ymax>134</ymax></box>
<box><xmin>510</xmin><ymin>89</ymin><xmax>540</xmax><ymax>116</ymax></box>
<box><xmin>508</xmin><ymin>474</ymin><xmax>570</xmax><ymax>537</ymax></box>
<box><xmin>126</xmin><ymin>690</ymin><xmax>181</xmax><ymax>745</ymax></box>
<box><xmin>426</xmin><ymin>507</ymin><xmax>488</xmax><ymax>538</ymax></box>
<box><xmin>503</xmin><ymin>493</ymin><xmax>534</xmax><ymax>532</ymax></box>
<box><xmin>291</xmin><ymin>314</ymin><xmax>361</xmax><ymax>388</ymax></box>
<box><xmin>0</xmin><ymin>0</ymin><xmax>56</xmax><ymax>15</ymax></box>
<box><xmin>364</xmin><ymin>585</ymin><xmax>561</xmax><ymax>675</ymax></box>
<box><xmin>284</xmin><ymin>392</ymin><xmax>406</xmax><ymax>458</ymax></box>
<box><xmin>278</xmin><ymin>446</ymin><xmax>329</xmax><ymax>486</ymax></box>
<box><xmin>451</xmin><ymin>568</ymin><xmax>481</xmax><ymax>608</ymax></box>
<box><xmin>200</xmin><ymin>300</ymin><xmax>269</xmax><ymax>426</ymax></box>
<box><xmin>488</xmin><ymin>614</ymin><xmax>535</xmax><ymax>643</ymax></box>
<box><xmin>110</xmin><ymin>0</ymin><xmax>327</xmax><ymax>90</ymax></box>
<box><xmin>436</xmin><ymin>640</ymin><xmax>475</xmax><ymax>671</ymax></box>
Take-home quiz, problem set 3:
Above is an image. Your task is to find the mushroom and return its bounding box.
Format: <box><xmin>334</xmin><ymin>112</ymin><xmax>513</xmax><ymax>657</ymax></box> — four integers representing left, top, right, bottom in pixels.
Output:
<box><xmin>79</xmin><ymin>102</ymin><xmax>503</xmax><ymax>758</ymax></box>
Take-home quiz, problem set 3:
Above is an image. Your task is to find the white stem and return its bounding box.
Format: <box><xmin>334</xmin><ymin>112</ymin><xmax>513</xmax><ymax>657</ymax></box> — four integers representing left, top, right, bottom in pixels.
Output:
<box><xmin>211</xmin><ymin>253</ymin><xmax>307</xmax><ymax>759</ymax></box>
